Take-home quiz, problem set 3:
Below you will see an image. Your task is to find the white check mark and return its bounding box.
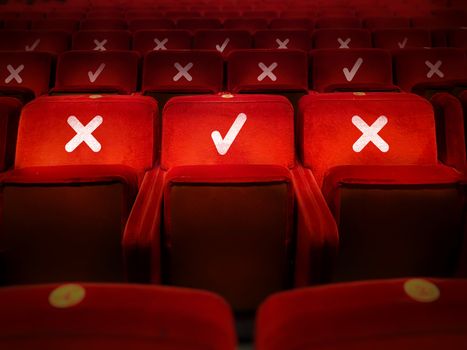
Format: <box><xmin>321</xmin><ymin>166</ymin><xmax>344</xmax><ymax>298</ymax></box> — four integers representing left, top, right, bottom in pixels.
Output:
<box><xmin>88</xmin><ymin>63</ymin><xmax>106</xmax><ymax>83</ymax></box>
<box><xmin>398</xmin><ymin>37</ymin><xmax>408</xmax><ymax>48</ymax></box>
<box><xmin>343</xmin><ymin>57</ymin><xmax>363</xmax><ymax>82</ymax></box>
<box><xmin>215</xmin><ymin>38</ymin><xmax>230</xmax><ymax>53</ymax></box>
<box><xmin>25</xmin><ymin>39</ymin><xmax>40</xmax><ymax>51</ymax></box>
<box><xmin>211</xmin><ymin>113</ymin><xmax>247</xmax><ymax>155</ymax></box>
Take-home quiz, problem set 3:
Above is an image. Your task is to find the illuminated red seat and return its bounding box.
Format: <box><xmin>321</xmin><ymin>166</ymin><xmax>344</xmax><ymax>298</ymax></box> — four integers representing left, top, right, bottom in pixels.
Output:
<box><xmin>254</xmin><ymin>30</ymin><xmax>311</xmax><ymax>51</ymax></box>
<box><xmin>124</xmin><ymin>94</ymin><xmax>337</xmax><ymax>310</ymax></box>
<box><xmin>257</xmin><ymin>278</ymin><xmax>467</xmax><ymax>350</ymax></box>
<box><xmin>0</xmin><ymin>95</ymin><xmax>158</xmax><ymax>285</ymax></box>
<box><xmin>72</xmin><ymin>30</ymin><xmax>131</xmax><ymax>51</ymax></box>
<box><xmin>372</xmin><ymin>29</ymin><xmax>432</xmax><ymax>49</ymax></box>
<box><xmin>53</xmin><ymin>51</ymin><xmax>139</xmax><ymax>95</ymax></box>
<box><xmin>193</xmin><ymin>29</ymin><xmax>252</xmax><ymax>56</ymax></box>
<box><xmin>393</xmin><ymin>48</ymin><xmax>467</xmax><ymax>95</ymax></box>
<box><xmin>311</xmin><ymin>49</ymin><xmax>397</xmax><ymax>92</ymax></box>
<box><xmin>312</xmin><ymin>28</ymin><xmax>372</xmax><ymax>49</ymax></box>
<box><xmin>0</xmin><ymin>97</ymin><xmax>21</xmax><ymax>171</ymax></box>
<box><xmin>0</xmin><ymin>51</ymin><xmax>53</xmax><ymax>102</ymax></box>
<box><xmin>0</xmin><ymin>30</ymin><xmax>70</xmax><ymax>54</ymax></box>
<box><xmin>132</xmin><ymin>30</ymin><xmax>191</xmax><ymax>54</ymax></box>
<box><xmin>0</xmin><ymin>283</ymin><xmax>236</xmax><ymax>350</ymax></box>
<box><xmin>299</xmin><ymin>92</ymin><xmax>464</xmax><ymax>281</ymax></box>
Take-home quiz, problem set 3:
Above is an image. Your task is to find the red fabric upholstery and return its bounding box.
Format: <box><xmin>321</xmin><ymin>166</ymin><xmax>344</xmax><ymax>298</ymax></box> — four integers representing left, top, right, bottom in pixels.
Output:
<box><xmin>193</xmin><ymin>30</ymin><xmax>252</xmax><ymax>56</ymax></box>
<box><xmin>0</xmin><ymin>97</ymin><xmax>21</xmax><ymax>171</ymax></box>
<box><xmin>363</xmin><ymin>16</ymin><xmax>410</xmax><ymax>28</ymax></box>
<box><xmin>142</xmin><ymin>50</ymin><xmax>223</xmax><ymax>94</ymax></box>
<box><xmin>269</xmin><ymin>18</ymin><xmax>314</xmax><ymax>30</ymax></box>
<box><xmin>448</xmin><ymin>29</ymin><xmax>467</xmax><ymax>49</ymax></box>
<box><xmin>227</xmin><ymin>49</ymin><xmax>308</xmax><ymax>93</ymax></box>
<box><xmin>72</xmin><ymin>30</ymin><xmax>131</xmax><ymax>51</ymax></box>
<box><xmin>0</xmin><ymin>51</ymin><xmax>53</xmax><ymax>97</ymax></box>
<box><xmin>0</xmin><ymin>30</ymin><xmax>70</xmax><ymax>54</ymax></box>
<box><xmin>80</xmin><ymin>18</ymin><xmax>127</xmax><ymax>30</ymax></box>
<box><xmin>315</xmin><ymin>16</ymin><xmax>361</xmax><ymax>29</ymax></box>
<box><xmin>32</xmin><ymin>19</ymin><xmax>79</xmax><ymax>31</ymax></box>
<box><xmin>132</xmin><ymin>30</ymin><xmax>192</xmax><ymax>54</ymax></box>
<box><xmin>223</xmin><ymin>18</ymin><xmax>269</xmax><ymax>32</ymax></box>
<box><xmin>161</xmin><ymin>94</ymin><xmax>295</xmax><ymax>169</ymax></box>
<box><xmin>299</xmin><ymin>92</ymin><xmax>438</xmax><ymax>187</ymax></box>
<box><xmin>311</xmin><ymin>49</ymin><xmax>396</xmax><ymax>92</ymax></box>
<box><xmin>372</xmin><ymin>29</ymin><xmax>431</xmax><ymax>49</ymax></box>
<box><xmin>257</xmin><ymin>278</ymin><xmax>467</xmax><ymax>350</ymax></box>
<box><xmin>2</xmin><ymin>19</ymin><xmax>30</xmax><ymax>30</ymax></box>
<box><xmin>312</xmin><ymin>28</ymin><xmax>372</xmax><ymax>49</ymax></box>
<box><xmin>393</xmin><ymin>48</ymin><xmax>467</xmax><ymax>92</ymax></box>
<box><xmin>0</xmin><ymin>283</ymin><xmax>236</xmax><ymax>350</ymax></box>
<box><xmin>128</xmin><ymin>18</ymin><xmax>175</xmax><ymax>31</ymax></box>
<box><xmin>54</xmin><ymin>50</ymin><xmax>139</xmax><ymax>94</ymax></box>
<box><xmin>254</xmin><ymin>30</ymin><xmax>311</xmax><ymax>51</ymax></box>
<box><xmin>177</xmin><ymin>17</ymin><xmax>222</xmax><ymax>31</ymax></box>
<box><xmin>15</xmin><ymin>95</ymin><xmax>157</xmax><ymax>172</ymax></box>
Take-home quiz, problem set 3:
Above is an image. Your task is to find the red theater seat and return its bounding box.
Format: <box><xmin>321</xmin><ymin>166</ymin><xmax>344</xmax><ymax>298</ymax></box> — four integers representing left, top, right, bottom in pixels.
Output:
<box><xmin>227</xmin><ymin>49</ymin><xmax>308</xmax><ymax>94</ymax></box>
<box><xmin>393</xmin><ymin>48</ymin><xmax>467</xmax><ymax>95</ymax></box>
<box><xmin>0</xmin><ymin>95</ymin><xmax>158</xmax><ymax>285</ymax></box>
<box><xmin>32</xmin><ymin>19</ymin><xmax>79</xmax><ymax>32</ymax></box>
<box><xmin>362</xmin><ymin>16</ymin><xmax>410</xmax><ymax>28</ymax></box>
<box><xmin>2</xmin><ymin>19</ymin><xmax>30</xmax><ymax>30</ymax></box>
<box><xmin>311</xmin><ymin>49</ymin><xmax>397</xmax><ymax>92</ymax></box>
<box><xmin>193</xmin><ymin>30</ymin><xmax>252</xmax><ymax>56</ymax></box>
<box><xmin>0</xmin><ymin>97</ymin><xmax>21</xmax><ymax>171</ymax></box>
<box><xmin>254</xmin><ymin>30</ymin><xmax>311</xmax><ymax>51</ymax></box>
<box><xmin>269</xmin><ymin>18</ymin><xmax>314</xmax><ymax>31</ymax></box>
<box><xmin>124</xmin><ymin>94</ymin><xmax>337</xmax><ymax>310</ymax></box>
<box><xmin>72</xmin><ymin>30</ymin><xmax>131</xmax><ymax>51</ymax></box>
<box><xmin>54</xmin><ymin>51</ymin><xmax>139</xmax><ymax>94</ymax></box>
<box><xmin>257</xmin><ymin>278</ymin><xmax>467</xmax><ymax>350</ymax></box>
<box><xmin>448</xmin><ymin>29</ymin><xmax>467</xmax><ymax>48</ymax></box>
<box><xmin>132</xmin><ymin>30</ymin><xmax>192</xmax><ymax>54</ymax></box>
<box><xmin>0</xmin><ymin>51</ymin><xmax>53</xmax><ymax>102</ymax></box>
<box><xmin>0</xmin><ymin>30</ymin><xmax>70</xmax><ymax>54</ymax></box>
<box><xmin>299</xmin><ymin>92</ymin><xmax>464</xmax><ymax>281</ymax></box>
<box><xmin>312</xmin><ymin>29</ymin><xmax>372</xmax><ymax>49</ymax></box>
<box><xmin>128</xmin><ymin>18</ymin><xmax>175</xmax><ymax>31</ymax></box>
<box><xmin>315</xmin><ymin>16</ymin><xmax>361</xmax><ymax>29</ymax></box>
<box><xmin>223</xmin><ymin>18</ymin><xmax>269</xmax><ymax>32</ymax></box>
<box><xmin>0</xmin><ymin>283</ymin><xmax>236</xmax><ymax>350</ymax></box>
<box><xmin>80</xmin><ymin>18</ymin><xmax>128</xmax><ymax>30</ymax></box>
<box><xmin>177</xmin><ymin>18</ymin><xmax>222</xmax><ymax>31</ymax></box>
<box><xmin>372</xmin><ymin>29</ymin><xmax>432</xmax><ymax>49</ymax></box>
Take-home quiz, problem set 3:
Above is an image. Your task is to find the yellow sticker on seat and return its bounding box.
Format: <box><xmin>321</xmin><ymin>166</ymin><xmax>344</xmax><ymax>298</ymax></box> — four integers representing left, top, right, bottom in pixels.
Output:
<box><xmin>49</xmin><ymin>284</ymin><xmax>86</xmax><ymax>309</ymax></box>
<box><xmin>404</xmin><ymin>279</ymin><xmax>440</xmax><ymax>303</ymax></box>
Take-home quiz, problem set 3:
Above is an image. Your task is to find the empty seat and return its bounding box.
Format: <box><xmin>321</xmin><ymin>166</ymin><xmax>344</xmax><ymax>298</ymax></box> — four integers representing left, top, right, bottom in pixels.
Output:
<box><xmin>194</xmin><ymin>30</ymin><xmax>252</xmax><ymax>56</ymax></box>
<box><xmin>257</xmin><ymin>278</ymin><xmax>467</xmax><ymax>350</ymax></box>
<box><xmin>393</xmin><ymin>48</ymin><xmax>467</xmax><ymax>95</ymax></box>
<box><xmin>0</xmin><ymin>30</ymin><xmax>70</xmax><ymax>54</ymax></box>
<box><xmin>132</xmin><ymin>30</ymin><xmax>191</xmax><ymax>54</ymax></box>
<box><xmin>227</xmin><ymin>49</ymin><xmax>308</xmax><ymax>94</ymax></box>
<box><xmin>223</xmin><ymin>18</ymin><xmax>269</xmax><ymax>32</ymax></box>
<box><xmin>372</xmin><ymin>29</ymin><xmax>432</xmax><ymax>49</ymax></box>
<box><xmin>0</xmin><ymin>97</ymin><xmax>21</xmax><ymax>171</ymax></box>
<box><xmin>0</xmin><ymin>95</ymin><xmax>158</xmax><ymax>285</ymax></box>
<box><xmin>315</xmin><ymin>16</ymin><xmax>361</xmax><ymax>29</ymax></box>
<box><xmin>32</xmin><ymin>19</ymin><xmax>79</xmax><ymax>32</ymax></box>
<box><xmin>448</xmin><ymin>29</ymin><xmax>467</xmax><ymax>48</ymax></box>
<box><xmin>311</xmin><ymin>49</ymin><xmax>397</xmax><ymax>92</ymax></box>
<box><xmin>80</xmin><ymin>19</ymin><xmax>127</xmax><ymax>30</ymax></box>
<box><xmin>363</xmin><ymin>16</ymin><xmax>410</xmax><ymax>28</ymax></box>
<box><xmin>254</xmin><ymin>30</ymin><xmax>311</xmax><ymax>51</ymax></box>
<box><xmin>124</xmin><ymin>94</ymin><xmax>337</xmax><ymax>310</ymax></box>
<box><xmin>72</xmin><ymin>30</ymin><xmax>131</xmax><ymax>51</ymax></box>
<box><xmin>2</xmin><ymin>19</ymin><xmax>30</xmax><ymax>30</ymax></box>
<box><xmin>0</xmin><ymin>51</ymin><xmax>53</xmax><ymax>102</ymax></box>
<box><xmin>299</xmin><ymin>92</ymin><xmax>464</xmax><ymax>281</ymax></box>
<box><xmin>128</xmin><ymin>18</ymin><xmax>175</xmax><ymax>31</ymax></box>
<box><xmin>312</xmin><ymin>29</ymin><xmax>372</xmax><ymax>49</ymax></box>
<box><xmin>269</xmin><ymin>18</ymin><xmax>314</xmax><ymax>30</ymax></box>
<box><xmin>0</xmin><ymin>283</ymin><xmax>236</xmax><ymax>350</ymax></box>
<box><xmin>177</xmin><ymin>18</ymin><xmax>222</xmax><ymax>31</ymax></box>
<box><xmin>54</xmin><ymin>51</ymin><xmax>139</xmax><ymax>94</ymax></box>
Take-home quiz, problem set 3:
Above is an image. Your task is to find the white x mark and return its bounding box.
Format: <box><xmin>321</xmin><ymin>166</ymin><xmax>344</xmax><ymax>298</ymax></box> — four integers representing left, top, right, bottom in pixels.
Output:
<box><xmin>352</xmin><ymin>115</ymin><xmax>389</xmax><ymax>153</ymax></box>
<box><xmin>5</xmin><ymin>64</ymin><xmax>24</xmax><ymax>84</ymax></box>
<box><xmin>338</xmin><ymin>37</ymin><xmax>351</xmax><ymax>49</ymax></box>
<box><xmin>425</xmin><ymin>60</ymin><xmax>444</xmax><ymax>78</ymax></box>
<box><xmin>211</xmin><ymin>113</ymin><xmax>247</xmax><ymax>155</ymax></box>
<box><xmin>154</xmin><ymin>38</ymin><xmax>168</xmax><ymax>50</ymax></box>
<box><xmin>276</xmin><ymin>38</ymin><xmax>289</xmax><ymax>49</ymax></box>
<box><xmin>173</xmin><ymin>62</ymin><xmax>193</xmax><ymax>81</ymax></box>
<box><xmin>65</xmin><ymin>116</ymin><xmax>103</xmax><ymax>153</ymax></box>
<box><xmin>93</xmin><ymin>39</ymin><xmax>107</xmax><ymax>51</ymax></box>
<box><xmin>25</xmin><ymin>39</ymin><xmax>40</xmax><ymax>51</ymax></box>
<box><xmin>257</xmin><ymin>62</ymin><xmax>278</xmax><ymax>81</ymax></box>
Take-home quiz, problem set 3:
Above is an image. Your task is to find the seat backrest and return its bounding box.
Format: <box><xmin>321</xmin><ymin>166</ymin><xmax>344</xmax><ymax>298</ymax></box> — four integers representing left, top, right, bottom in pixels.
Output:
<box><xmin>393</xmin><ymin>48</ymin><xmax>467</xmax><ymax>91</ymax></box>
<box><xmin>0</xmin><ymin>97</ymin><xmax>22</xmax><ymax>171</ymax></box>
<box><xmin>254</xmin><ymin>30</ymin><xmax>311</xmax><ymax>51</ymax></box>
<box><xmin>311</xmin><ymin>49</ymin><xmax>394</xmax><ymax>92</ymax></box>
<box><xmin>72</xmin><ymin>30</ymin><xmax>131</xmax><ymax>51</ymax></box>
<box><xmin>161</xmin><ymin>94</ymin><xmax>295</xmax><ymax>170</ymax></box>
<box><xmin>177</xmin><ymin>17</ymin><xmax>222</xmax><ymax>31</ymax></box>
<box><xmin>128</xmin><ymin>18</ymin><xmax>175</xmax><ymax>31</ymax></box>
<box><xmin>372</xmin><ymin>29</ymin><xmax>431</xmax><ymax>49</ymax></box>
<box><xmin>315</xmin><ymin>16</ymin><xmax>361</xmax><ymax>29</ymax></box>
<box><xmin>55</xmin><ymin>50</ymin><xmax>139</xmax><ymax>94</ymax></box>
<box><xmin>32</xmin><ymin>19</ymin><xmax>79</xmax><ymax>31</ymax></box>
<box><xmin>299</xmin><ymin>92</ymin><xmax>438</xmax><ymax>186</ymax></box>
<box><xmin>312</xmin><ymin>28</ymin><xmax>372</xmax><ymax>49</ymax></box>
<box><xmin>227</xmin><ymin>49</ymin><xmax>308</xmax><ymax>93</ymax></box>
<box><xmin>0</xmin><ymin>30</ymin><xmax>70</xmax><ymax>54</ymax></box>
<box><xmin>448</xmin><ymin>29</ymin><xmax>467</xmax><ymax>48</ymax></box>
<box><xmin>223</xmin><ymin>18</ymin><xmax>269</xmax><ymax>32</ymax></box>
<box><xmin>132</xmin><ymin>29</ymin><xmax>191</xmax><ymax>53</ymax></box>
<box><xmin>362</xmin><ymin>16</ymin><xmax>410</xmax><ymax>28</ymax></box>
<box><xmin>80</xmin><ymin>18</ymin><xmax>128</xmax><ymax>30</ymax></box>
<box><xmin>0</xmin><ymin>51</ymin><xmax>53</xmax><ymax>97</ymax></box>
<box><xmin>193</xmin><ymin>29</ymin><xmax>252</xmax><ymax>56</ymax></box>
<box><xmin>15</xmin><ymin>95</ymin><xmax>157</xmax><ymax>172</ymax></box>
<box><xmin>269</xmin><ymin>18</ymin><xmax>314</xmax><ymax>30</ymax></box>
<box><xmin>142</xmin><ymin>50</ymin><xmax>223</xmax><ymax>94</ymax></box>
